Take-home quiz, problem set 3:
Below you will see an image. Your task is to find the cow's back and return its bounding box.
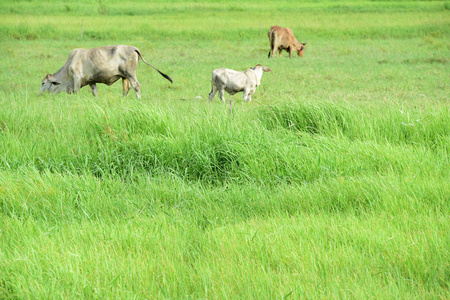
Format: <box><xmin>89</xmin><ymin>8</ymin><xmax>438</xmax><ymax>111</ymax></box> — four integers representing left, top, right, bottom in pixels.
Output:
<box><xmin>84</xmin><ymin>45</ymin><xmax>138</xmax><ymax>70</ymax></box>
<box><xmin>269</xmin><ymin>26</ymin><xmax>283</xmax><ymax>35</ymax></box>
<box><xmin>269</xmin><ymin>26</ymin><xmax>294</xmax><ymax>47</ymax></box>
<box><xmin>71</xmin><ymin>45</ymin><xmax>139</xmax><ymax>85</ymax></box>
<box><xmin>268</xmin><ymin>26</ymin><xmax>283</xmax><ymax>41</ymax></box>
<box><xmin>212</xmin><ymin>68</ymin><xmax>249</xmax><ymax>93</ymax></box>
<box><xmin>279</xmin><ymin>27</ymin><xmax>295</xmax><ymax>45</ymax></box>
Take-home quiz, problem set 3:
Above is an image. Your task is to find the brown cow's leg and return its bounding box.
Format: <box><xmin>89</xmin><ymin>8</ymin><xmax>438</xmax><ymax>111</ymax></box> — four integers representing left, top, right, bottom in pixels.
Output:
<box><xmin>268</xmin><ymin>39</ymin><xmax>273</xmax><ymax>58</ymax></box>
<box><xmin>270</xmin><ymin>45</ymin><xmax>276</xmax><ymax>58</ymax></box>
<box><xmin>273</xmin><ymin>45</ymin><xmax>278</xmax><ymax>58</ymax></box>
<box><xmin>269</xmin><ymin>42</ymin><xmax>275</xmax><ymax>58</ymax></box>
<box><xmin>122</xmin><ymin>78</ymin><xmax>131</xmax><ymax>97</ymax></box>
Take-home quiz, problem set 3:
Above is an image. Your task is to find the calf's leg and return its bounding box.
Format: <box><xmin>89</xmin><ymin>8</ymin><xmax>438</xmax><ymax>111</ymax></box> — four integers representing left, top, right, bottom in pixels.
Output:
<box><xmin>243</xmin><ymin>89</ymin><xmax>253</xmax><ymax>102</ymax></box>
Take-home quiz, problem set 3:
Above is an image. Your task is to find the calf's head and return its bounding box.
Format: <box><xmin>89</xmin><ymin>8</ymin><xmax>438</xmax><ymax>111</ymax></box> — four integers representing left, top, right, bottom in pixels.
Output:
<box><xmin>39</xmin><ymin>74</ymin><xmax>61</xmax><ymax>95</ymax></box>
<box><xmin>251</xmin><ymin>65</ymin><xmax>272</xmax><ymax>86</ymax></box>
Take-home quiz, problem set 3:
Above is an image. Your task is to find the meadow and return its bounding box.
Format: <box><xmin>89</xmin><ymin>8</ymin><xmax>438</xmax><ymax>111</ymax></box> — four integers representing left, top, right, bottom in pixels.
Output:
<box><xmin>0</xmin><ymin>0</ymin><xmax>449</xmax><ymax>298</ymax></box>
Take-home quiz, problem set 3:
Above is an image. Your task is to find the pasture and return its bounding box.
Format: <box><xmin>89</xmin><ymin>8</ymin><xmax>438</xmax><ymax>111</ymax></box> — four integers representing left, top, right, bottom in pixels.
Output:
<box><xmin>0</xmin><ymin>0</ymin><xmax>449</xmax><ymax>298</ymax></box>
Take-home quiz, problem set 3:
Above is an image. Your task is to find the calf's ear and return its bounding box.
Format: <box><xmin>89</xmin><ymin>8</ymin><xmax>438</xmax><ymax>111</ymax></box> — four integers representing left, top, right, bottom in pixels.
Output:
<box><xmin>262</xmin><ymin>66</ymin><xmax>272</xmax><ymax>72</ymax></box>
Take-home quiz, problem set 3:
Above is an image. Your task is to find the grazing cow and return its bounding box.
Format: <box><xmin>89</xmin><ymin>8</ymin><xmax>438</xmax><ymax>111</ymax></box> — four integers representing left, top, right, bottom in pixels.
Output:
<box><xmin>267</xmin><ymin>26</ymin><xmax>307</xmax><ymax>58</ymax></box>
<box><xmin>209</xmin><ymin>64</ymin><xmax>271</xmax><ymax>102</ymax></box>
<box><xmin>39</xmin><ymin>45</ymin><xmax>172</xmax><ymax>98</ymax></box>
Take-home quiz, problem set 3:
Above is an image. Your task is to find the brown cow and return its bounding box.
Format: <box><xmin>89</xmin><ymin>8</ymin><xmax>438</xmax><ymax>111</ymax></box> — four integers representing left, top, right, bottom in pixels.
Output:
<box><xmin>268</xmin><ymin>26</ymin><xmax>307</xmax><ymax>58</ymax></box>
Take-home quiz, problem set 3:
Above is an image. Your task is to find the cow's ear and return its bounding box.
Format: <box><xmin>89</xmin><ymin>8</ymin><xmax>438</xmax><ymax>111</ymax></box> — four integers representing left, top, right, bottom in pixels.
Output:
<box><xmin>262</xmin><ymin>66</ymin><xmax>272</xmax><ymax>72</ymax></box>
<box><xmin>47</xmin><ymin>74</ymin><xmax>60</xmax><ymax>84</ymax></box>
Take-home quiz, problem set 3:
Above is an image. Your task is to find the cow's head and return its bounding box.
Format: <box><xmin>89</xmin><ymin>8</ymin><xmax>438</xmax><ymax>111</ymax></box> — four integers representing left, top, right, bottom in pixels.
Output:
<box><xmin>251</xmin><ymin>65</ymin><xmax>272</xmax><ymax>72</ymax></box>
<box><xmin>296</xmin><ymin>41</ymin><xmax>308</xmax><ymax>57</ymax></box>
<box><xmin>39</xmin><ymin>74</ymin><xmax>61</xmax><ymax>95</ymax></box>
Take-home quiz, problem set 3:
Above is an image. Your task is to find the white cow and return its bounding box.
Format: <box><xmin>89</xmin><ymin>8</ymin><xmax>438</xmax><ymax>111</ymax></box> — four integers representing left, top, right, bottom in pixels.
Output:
<box><xmin>209</xmin><ymin>64</ymin><xmax>271</xmax><ymax>102</ymax></box>
<box><xmin>39</xmin><ymin>45</ymin><xmax>172</xmax><ymax>99</ymax></box>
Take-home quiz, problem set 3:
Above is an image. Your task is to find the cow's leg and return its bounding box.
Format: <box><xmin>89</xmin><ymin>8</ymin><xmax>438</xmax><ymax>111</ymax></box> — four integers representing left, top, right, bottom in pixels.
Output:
<box><xmin>247</xmin><ymin>90</ymin><xmax>253</xmax><ymax>102</ymax></box>
<box><xmin>269</xmin><ymin>46</ymin><xmax>275</xmax><ymax>58</ymax></box>
<box><xmin>126</xmin><ymin>76</ymin><xmax>141</xmax><ymax>99</ymax></box>
<box><xmin>89</xmin><ymin>83</ymin><xmax>98</xmax><ymax>97</ymax></box>
<box><xmin>243</xmin><ymin>89</ymin><xmax>253</xmax><ymax>102</ymax></box>
<box><xmin>218</xmin><ymin>88</ymin><xmax>226</xmax><ymax>103</ymax></box>
<box><xmin>69</xmin><ymin>67</ymin><xmax>83</xmax><ymax>94</ymax></box>
<box><xmin>278</xmin><ymin>49</ymin><xmax>282</xmax><ymax>57</ymax></box>
<box><xmin>269</xmin><ymin>39</ymin><xmax>273</xmax><ymax>58</ymax></box>
<box><xmin>209</xmin><ymin>84</ymin><xmax>218</xmax><ymax>101</ymax></box>
<box><xmin>243</xmin><ymin>89</ymin><xmax>249</xmax><ymax>102</ymax></box>
<box><xmin>122</xmin><ymin>78</ymin><xmax>131</xmax><ymax>97</ymax></box>
<box><xmin>289</xmin><ymin>48</ymin><xmax>293</xmax><ymax>58</ymax></box>
<box><xmin>73</xmin><ymin>76</ymin><xmax>82</xmax><ymax>94</ymax></box>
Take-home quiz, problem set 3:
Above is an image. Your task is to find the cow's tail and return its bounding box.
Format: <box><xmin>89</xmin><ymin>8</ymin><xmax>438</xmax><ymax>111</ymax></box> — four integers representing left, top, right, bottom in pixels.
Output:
<box><xmin>134</xmin><ymin>49</ymin><xmax>173</xmax><ymax>84</ymax></box>
<box><xmin>268</xmin><ymin>29</ymin><xmax>276</xmax><ymax>59</ymax></box>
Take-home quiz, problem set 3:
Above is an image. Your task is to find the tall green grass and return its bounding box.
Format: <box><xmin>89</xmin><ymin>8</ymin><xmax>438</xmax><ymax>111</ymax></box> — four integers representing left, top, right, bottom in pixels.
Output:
<box><xmin>1</xmin><ymin>98</ymin><xmax>448</xmax><ymax>183</ymax></box>
<box><xmin>1</xmin><ymin>0</ymin><xmax>449</xmax><ymax>298</ymax></box>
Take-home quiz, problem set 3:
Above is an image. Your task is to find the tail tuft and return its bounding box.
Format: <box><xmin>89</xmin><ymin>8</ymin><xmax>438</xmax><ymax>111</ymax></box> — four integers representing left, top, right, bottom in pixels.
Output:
<box><xmin>159</xmin><ymin>71</ymin><xmax>173</xmax><ymax>84</ymax></box>
<box><xmin>135</xmin><ymin>49</ymin><xmax>173</xmax><ymax>84</ymax></box>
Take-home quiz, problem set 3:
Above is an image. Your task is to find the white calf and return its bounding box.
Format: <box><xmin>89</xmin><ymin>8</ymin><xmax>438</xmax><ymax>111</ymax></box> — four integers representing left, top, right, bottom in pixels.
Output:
<box><xmin>209</xmin><ymin>64</ymin><xmax>271</xmax><ymax>102</ymax></box>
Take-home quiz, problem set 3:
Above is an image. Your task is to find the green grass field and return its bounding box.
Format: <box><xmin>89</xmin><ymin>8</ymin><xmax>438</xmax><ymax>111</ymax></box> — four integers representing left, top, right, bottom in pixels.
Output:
<box><xmin>1</xmin><ymin>0</ymin><xmax>449</xmax><ymax>298</ymax></box>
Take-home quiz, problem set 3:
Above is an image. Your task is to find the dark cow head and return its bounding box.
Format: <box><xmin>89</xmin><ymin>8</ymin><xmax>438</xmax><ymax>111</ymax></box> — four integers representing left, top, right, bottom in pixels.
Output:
<box><xmin>295</xmin><ymin>41</ymin><xmax>308</xmax><ymax>57</ymax></box>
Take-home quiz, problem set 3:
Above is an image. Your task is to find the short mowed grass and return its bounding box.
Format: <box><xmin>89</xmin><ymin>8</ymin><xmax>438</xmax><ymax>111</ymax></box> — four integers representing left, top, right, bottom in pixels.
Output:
<box><xmin>1</xmin><ymin>0</ymin><xmax>449</xmax><ymax>298</ymax></box>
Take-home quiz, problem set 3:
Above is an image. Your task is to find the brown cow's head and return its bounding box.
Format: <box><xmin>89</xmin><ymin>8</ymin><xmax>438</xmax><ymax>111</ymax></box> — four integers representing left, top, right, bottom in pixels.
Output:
<box><xmin>39</xmin><ymin>74</ymin><xmax>61</xmax><ymax>95</ymax></box>
<box><xmin>296</xmin><ymin>41</ymin><xmax>308</xmax><ymax>57</ymax></box>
